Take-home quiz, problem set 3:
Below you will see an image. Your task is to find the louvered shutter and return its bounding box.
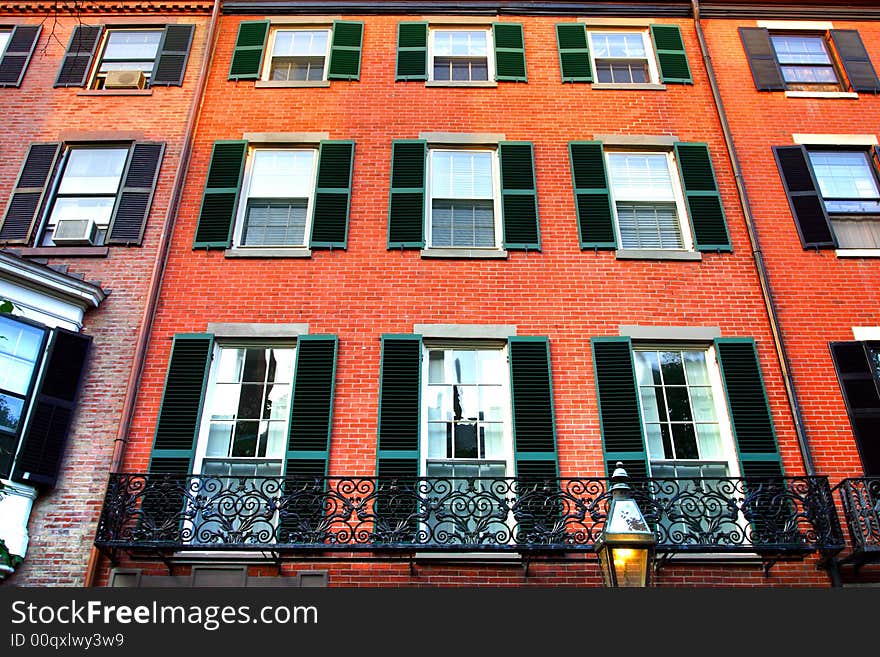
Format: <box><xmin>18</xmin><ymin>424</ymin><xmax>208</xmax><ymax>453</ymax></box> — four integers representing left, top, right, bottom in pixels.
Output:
<box><xmin>650</xmin><ymin>24</ymin><xmax>691</xmax><ymax>84</ymax></box>
<box><xmin>310</xmin><ymin>140</ymin><xmax>353</xmax><ymax>248</ymax></box>
<box><xmin>107</xmin><ymin>142</ymin><xmax>165</xmax><ymax>245</ymax></box>
<box><xmin>327</xmin><ymin>20</ymin><xmax>363</xmax><ymax>80</ymax></box>
<box><xmin>55</xmin><ymin>25</ymin><xmax>102</xmax><ymax>87</ymax></box>
<box><xmin>396</xmin><ymin>22</ymin><xmax>427</xmax><ymax>81</ymax></box>
<box><xmin>228</xmin><ymin>20</ymin><xmax>268</xmax><ymax>80</ymax></box>
<box><xmin>739</xmin><ymin>28</ymin><xmax>784</xmax><ymax>91</ymax></box>
<box><xmin>556</xmin><ymin>24</ymin><xmax>591</xmax><ymax>83</ymax></box>
<box><xmin>830</xmin><ymin>342</ymin><xmax>880</xmax><ymax>475</ymax></box>
<box><xmin>569</xmin><ymin>141</ymin><xmax>616</xmax><ymax>249</ymax></box>
<box><xmin>387</xmin><ymin>140</ymin><xmax>426</xmax><ymax>248</ymax></box>
<box><xmin>0</xmin><ymin>25</ymin><xmax>42</xmax><ymax>87</ymax></box>
<box><xmin>193</xmin><ymin>141</ymin><xmax>247</xmax><ymax>248</ymax></box>
<box><xmin>493</xmin><ymin>23</ymin><xmax>527</xmax><ymax>82</ymax></box>
<box><xmin>499</xmin><ymin>141</ymin><xmax>540</xmax><ymax>250</ymax></box>
<box><xmin>151</xmin><ymin>24</ymin><xmax>195</xmax><ymax>86</ymax></box>
<box><xmin>0</xmin><ymin>143</ymin><xmax>60</xmax><ymax>244</ymax></box>
<box><xmin>773</xmin><ymin>145</ymin><xmax>835</xmax><ymax>249</ymax></box>
<box><xmin>509</xmin><ymin>337</ymin><xmax>558</xmax><ymax>479</ymax></box>
<box><xmin>829</xmin><ymin>30</ymin><xmax>880</xmax><ymax>93</ymax></box>
<box><xmin>674</xmin><ymin>142</ymin><xmax>731</xmax><ymax>251</ymax></box>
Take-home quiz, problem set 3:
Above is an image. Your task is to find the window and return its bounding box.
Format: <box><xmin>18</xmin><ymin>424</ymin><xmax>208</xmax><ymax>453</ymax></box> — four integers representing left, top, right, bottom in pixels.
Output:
<box><xmin>429</xmin><ymin>29</ymin><xmax>492</xmax><ymax>81</ymax></box>
<box><xmin>264</xmin><ymin>29</ymin><xmax>330</xmax><ymax>81</ymax></box>
<box><xmin>427</xmin><ymin>149</ymin><xmax>501</xmax><ymax>249</ymax></box>
<box><xmin>770</xmin><ymin>34</ymin><xmax>840</xmax><ymax>91</ymax></box>
<box><xmin>91</xmin><ymin>29</ymin><xmax>163</xmax><ymax>89</ymax></box>
<box><xmin>589</xmin><ymin>31</ymin><xmax>658</xmax><ymax>84</ymax></box>
<box><xmin>0</xmin><ymin>29</ymin><xmax>10</xmax><ymax>57</ymax></box>
<box><xmin>606</xmin><ymin>151</ymin><xmax>691</xmax><ymax>250</ymax></box>
<box><xmin>808</xmin><ymin>149</ymin><xmax>880</xmax><ymax>248</ymax></box>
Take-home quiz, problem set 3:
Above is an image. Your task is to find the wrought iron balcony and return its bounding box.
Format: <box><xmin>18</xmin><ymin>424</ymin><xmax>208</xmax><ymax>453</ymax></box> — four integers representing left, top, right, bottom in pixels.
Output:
<box><xmin>95</xmin><ymin>473</ymin><xmax>844</xmax><ymax>561</ymax></box>
<box><xmin>836</xmin><ymin>477</ymin><xmax>880</xmax><ymax>567</ymax></box>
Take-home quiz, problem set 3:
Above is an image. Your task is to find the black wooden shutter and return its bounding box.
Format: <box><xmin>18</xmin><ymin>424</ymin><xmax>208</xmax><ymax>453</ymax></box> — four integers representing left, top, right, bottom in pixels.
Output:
<box><xmin>773</xmin><ymin>145</ymin><xmax>835</xmax><ymax>249</ymax></box>
<box><xmin>396</xmin><ymin>22</ymin><xmax>427</xmax><ymax>81</ymax></box>
<box><xmin>55</xmin><ymin>25</ymin><xmax>102</xmax><ymax>87</ymax></box>
<box><xmin>193</xmin><ymin>140</ymin><xmax>247</xmax><ymax>249</ymax></box>
<box><xmin>493</xmin><ymin>23</ymin><xmax>527</xmax><ymax>82</ymax></box>
<box><xmin>674</xmin><ymin>142</ymin><xmax>731</xmax><ymax>251</ymax></box>
<box><xmin>650</xmin><ymin>24</ymin><xmax>692</xmax><ymax>83</ymax></box>
<box><xmin>310</xmin><ymin>140</ymin><xmax>354</xmax><ymax>249</ymax></box>
<box><xmin>0</xmin><ymin>25</ymin><xmax>42</xmax><ymax>87</ymax></box>
<box><xmin>151</xmin><ymin>24</ymin><xmax>195</xmax><ymax>86</ymax></box>
<box><xmin>509</xmin><ymin>337</ymin><xmax>558</xmax><ymax>480</ymax></box>
<box><xmin>387</xmin><ymin>140</ymin><xmax>426</xmax><ymax>248</ymax></box>
<box><xmin>327</xmin><ymin>20</ymin><xmax>363</xmax><ymax>80</ymax></box>
<box><xmin>568</xmin><ymin>141</ymin><xmax>616</xmax><ymax>249</ymax></box>
<box><xmin>0</xmin><ymin>142</ymin><xmax>61</xmax><ymax>244</ymax></box>
<box><xmin>829</xmin><ymin>30</ymin><xmax>880</xmax><ymax>93</ymax></box>
<box><xmin>556</xmin><ymin>23</ymin><xmax>591</xmax><ymax>83</ymax></box>
<box><xmin>830</xmin><ymin>341</ymin><xmax>880</xmax><ymax>476</ymax></box>
<box><xmin>591</xmin><ymin>337</ymin><xmax>648</xmax><ymax>478</ymax></box>
<box><xmin>107</xmin><ymin>142</ymin><xmax>165</xmax><ymax>245</ymax></box>
<box><xmin>228</xmin><ymin>20</ymin><xmax>269</xmax><ymax>80</ymax></box>
<box><xmin>499</xmin><ymin>141</ymin><xmax>540</xmax><ymax>250</ymax></box>
<box><xmin>739</xmin><ymin>27</ymin><xmax>784</xmax><ymax>91</ymax></box>
<box><xmin>11</xmin><ymin>329</ymin><xmax>91</xmax><ymax>488</ymax></box>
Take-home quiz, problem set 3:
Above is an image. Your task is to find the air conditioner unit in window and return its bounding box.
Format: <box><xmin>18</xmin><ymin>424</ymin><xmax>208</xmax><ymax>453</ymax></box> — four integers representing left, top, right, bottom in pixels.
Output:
<box><xmin>103</xmin><ymin>69</ymin><xmax>147</xmax><ymax>89</ymax></box>
<box><xmin>53</xmin><ymin>219</ymin><xmax>97</xmax><ymax>246</ymax></box>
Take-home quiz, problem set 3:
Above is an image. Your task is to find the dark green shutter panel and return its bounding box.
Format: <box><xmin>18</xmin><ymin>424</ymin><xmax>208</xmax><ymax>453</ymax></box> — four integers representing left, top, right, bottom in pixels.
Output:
<box><xmin>493</xmin><ymin>23</ymin><xmax>527</xmax><ymax>82</ymax></box>
<box><xmin>509</xmin><ymin>337</ymin><xmax>558</xmax><ymax>477</ymax></box>
<box><xmin>108</xmin><ymin>142</ymin><xmax>165</xmax><ymax>245</ymax></box>
<box><xmin>715</xmin><ymin>339</ymin><xmax>782</xmax><ymax>474</ymax></box>
<box><xmin>286</xmin><ymin>336</ymin><xmax>337</xmax><ymax>475</ymax></box>
<box><xmin>569</xmin><ymin>141</ymin><xmax>616</xmax><ymax>249</ymax></box>
<box><xmin>592</xmin><ymin>337</ymin><xmax>648</xmax><ymax>476</ymax></box>
<box><xmin>193</xmin><ymin>140</ymin><xmax>247</xmax><ymax>249</ymax></box>
<box><xmin>556</xmin><ymin>23</ymin><xmax>591</xmax><ymax>83</ymax></box>
<box><xmin>228</xmin><ymin>20</ymin><xmax>268</xmax><ymax>80</ymax></box>
<box><xmin>830</xmin><ymin>342</ymin><xmax>880</xmax><ymax>476</ymax></box>
<box><xmin>152</xmin><ymin>24</ymin><xmax>195</xmax><ymax>86</ymax></box>
<box><xmin>829</xmin><ymin>30</ymin><xmax>880</xmax><ymax>93</ymax></box>
<box><xmin>773</xmin><ymin>145</ymin><xmax>835</xmax><ymax>249</ymax></box>
<box><xmin>396</xmin><ymin>22</ymin><xmax>427</xmax><ymax>81</ymax></box>
<box><xmin>387</xmin><ymin>140</ymin><xmax>426</xmax><ymax>248</ymax></box>
<box><xmin>674</xmin><ymin>142</ymin><xmax>731</xmax><ymax>251</ymax></box>
<box><xmin>739</xmin><ymin>27</ymin><xmax>784</xmax><ymax>91</ymax></box>
<box><xmin>0</xmin><ymin>142</ymin><xmax>60</xmax><ymax>244</ymax></box>
<box><xmin>328</xmin><ymin>20</ymin><xmax>363</xmax><ymax>80</ymax></box>
<box><xmin>11</xmin><ymin>329</ymin><xmax>90</xmax><ymax>488</ymax></box>
<box><xmin>650</xmin><ymin>24</ymin><xmax>691</xmax><ymax>84</ymax></box>
<box><xmin>311</xmin><ymin>140</ymin><xmax>354</xmax><ymax>248</ymax></box>
<box><xmin>149</xmin><ymin>334</ymin><xmax>213</xmax><ymax>473</ymax></box>
<box><xmin>0</xmin><ymin>25</ymin><xmax>41</xmax><ymax>87</ymax></box>
<box><xmin>499</xmin><ymin>141</ymin><xmax>540</xmax><ymax>250</ymax></box>
<box><xmin>55</xmin><ymin>25</ymin><xmax>102</xmax><ymax>87</ymax></box>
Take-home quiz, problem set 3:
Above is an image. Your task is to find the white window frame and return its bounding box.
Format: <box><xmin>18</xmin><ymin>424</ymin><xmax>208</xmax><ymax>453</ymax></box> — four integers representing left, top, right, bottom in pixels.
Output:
<box><xmin>427</xmin><ymin>27</ymin><xmax>495</xmax><ymax>83</ymax></box>
<box><xmin>588</xmin><ymin>30</ymin><xmax>660</xmax><ymax>85</ymax></box>
<box><xmin>605</xmin><ymin>149</ymin><xmax>694</xmax><ymax>251</ymax></box>
<box><xmin>89</xmin><ymin>28</ymin><xmax>164</xmax><ymax>89</ymax></box>
<box><xmin>260</xmin><ymin>27</ymin><xmax>332</xmax><ymax>82</ymax></box>
<box><xmin>425</xmin><ymin>147</ymin><xmax>503</xmax><ymax>250</ymax></box>
<box><xmin>0</xmin><ymin>29</ymin><xmax>11</xmax><ymax>58</ymax></box>
<box><xmin>233</xmin><ymin>146</ymin><xmax>319</xmax><ymax>249</ymax></box>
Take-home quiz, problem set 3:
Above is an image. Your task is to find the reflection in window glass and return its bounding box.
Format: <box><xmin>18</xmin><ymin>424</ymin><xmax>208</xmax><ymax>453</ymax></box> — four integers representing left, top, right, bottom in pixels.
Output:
<box><xmin>0</xmin><ymin>316</ymin><xmax>44</xmax><ymax>435</ymax></box>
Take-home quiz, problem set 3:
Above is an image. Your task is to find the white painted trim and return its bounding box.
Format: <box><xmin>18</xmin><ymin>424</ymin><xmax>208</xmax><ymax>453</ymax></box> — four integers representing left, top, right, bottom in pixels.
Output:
<box><xmin>0</xmin><ymin>252</ymin><xmax>105</xmax><ymax>312</ymax></box>
<box><xmin>419</xmin><ymin>132</ymin><xmax>505</xmax><ymax>145</ymax></box>
<box><xmin>261</xmin><ymin>26</ymin><xmax>332</xmax><ymax>82</ymax></box>
<box><xmin>835</xmin><ymin>248</ymin><xmax>880</xmax><ymax>258</ymax></box>
<box><xmin>268</xmin><ymin>16</ymin><xmax>342</xmax><ymax>24</ymax></box>
<box><xmin>793</xmin><ymin>133</ymin><xmax>878</xmax><ymax>146</ymax></box>
<box><xmin>757</xmin><ymin>20</ymin><xmax>834</xmax><ymax>30</ymax></box>
<box><xmin>427</xmin><ymin>25</ymin><xmax>495</xmax><ymax>83</ymax></box>
<box><xmin>414</xmin><ymin>324</ymin><xmax>516</xmax><ymax>339</ymax></box>
<box><xmin>785</xmin><ymin>91</ymin><xmax>858</xmax><ymax>99</ymax></box>
<box><xmin>594</xmin><ymin>134</ymin><xmax>678</xmax><ymax>147</ymax></box>
<box><xmin>852</xmin><ymin>327</ymin><xmax>880</xmax><ymax>341</ymax></box>
<box><xmin>421</xmin><ymin>16</ymin><xmax>498</xmax><ymax>25</ymax></box>
<box><xmin>0</xmin><ymin>479</ymin><xmax>38</xmax><ymax>561</ymax></box>
<box><xmin>206</xmin><ymin>323</ymin><xmax>309</xmax><ymax>338</ymax></box>
<box><xmin>579</xmin><ymin>18</ymin><xmax>653</xmax><ymax>27</ymax></box>
<box><xmin>619</xmin><ymin>325</ymin><xmax>721</xmax><ymax>341</ymax></box>
<box><xmin>243</xmin><ymin>132</ymin><xmax>329</xmax><ymax>143</ymax></box>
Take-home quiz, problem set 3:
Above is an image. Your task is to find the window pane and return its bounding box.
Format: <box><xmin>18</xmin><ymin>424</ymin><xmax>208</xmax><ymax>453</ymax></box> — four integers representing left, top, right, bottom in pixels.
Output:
<box><xmin>665</xmin><ymin>387</ymin><xmax>693</xmax><ymax>422</ymax></box>
<box><xmin>608</xmin><ymin>153</ymin><xmax>675</xmax><ymax>201</ymax></box>
<box><xmin>427</xmin><ymin>386</ymin><xmax>451</xmax><ymax>421</ymax></box>
<box><xmin>264</xmin><ymin>384</ymin><xmax>289</xmax><ymax>420</ymax></box>
<box><xmin>263</xmin><ymin>422</ymin><xmax>287</xmax><ymax>460</ymax></box>
<box><xmin>660</xmin><ymin>351</ymin><xmax>685</xmax><ymax>385</ymax></box>
<box><xmin>434</xmin><ymin>31</ymin><xmax>487</xmax><ymax>56</ymax></box>
<box><xmin>479</xmin><ymin>386</ymin><xmax>504</xmax><ymax>422</ymax></box>
<box><xmin>780</xmin><ymin>65</ymin><xmax>837</xmax><ymax>83</ymax></box>
<box><xmin>58</xmin><ymin>149</ymin><xmax>128</xmax><ymax>194</ymax></box>
<box><xmin>481</xmin><ymin>424</ymin><xmax>504</xmax><ymax>459</ymax></box>
<box><xmin>216</xmin><ymin>348</ymin><xmax>244</xmax><ymax>383</ymax></box>
<box><xmin>453</xmin><ymin>423</ymin><xmax>478</xmax><ymax>458</ymax></box>
<box><xmin>243</xmin><ymin>200</ymin><xmax>308</xmax><ymax>246</ymax></box>
<box><xmin>431</xmin><ymin>200</ymin><xmax>495</xmax><ymax>247</ymax></box>
<box><xmin>241</xmin><ymin>349</ymin><xmax>268</xmax><ymax>383</ymax></box>
<box><xmin>683</xmin><ymin>351</ymin><xmax>710</xmax><ymax>385</ymax></box>
<box><xmin>634</xmin><ymin>350</ymin><xmax>662</xmax><ymax>386</ymax></box>
<box><xmin>270</xmin><ymin>349</ymin><xmax>295</xmax><ymax>383</ymax></box>
<box><xmin>696</xmin><ymin>424</ymin><xmax>724</xmax><ymax>460</ymax></box>
<box><xmin>273</xmin><ymin>30</ymin><xmax>328</xmax><ymax>57</ymax></box>
<box><xmin>671</xmin><ymin>423</ymin><xmax>699</xmax><ymax>459</ymax></box>
<box><xmin>639</xmin><ymin>386</ymin><xmax>664</xmax><ymax>423</ymax></box>
<box><xmin>689</xmin><ymin>386</ymin><xmax>718</xmax><ymax>423</ymax></box>
<box><xmin>48</xmin><ymin>197</ymin><xmax>116</xmax><ymax>227</ymax></box>
<box><xmin>617</xmin><ymin>202</ymin><xmax>683</xmax><ymax>249</ymax></box>
<box><xmin>103</xmin><ymin>31</ymin><xmax>161</xmax><ymax>61</ymax></box>
<box><xmin>808</xmin><ymin>151</ymin><xmax>880</xmax><ymax>201</ymax></box>
<box><xmin>270</xmin><ymin>56</ymin><xmax>325</xmax><ymax>81</ymax></box>
<box><xmin>232</xmin><ymin>420</ymin><xmax>259</xmax><ymax>457</ymax></box>
<box><xmin>208</xmin><ymin>383</ymin><xmax>239</xmax><ymax>421</ymax></box>
<box><xmin>0</xmin><ymin>32</ymin><xmax>10</xmax><ymax>56</ymax></box>
<box><xmin>249</xmin><ymin>150</ymin><xmax>315</xmax><ymax>198</ymax></box>
<box><xmin>205</xmin><ymin>422</ymin><xmax>234</xmax><ymax>457</ymax></box>
<box><xmin>0</xmin><ymin>394</ymin><xmax>24</xmax><ymax>433</ymax></box>
<box><xmin>645</xmin><ymin>424</ymin><xmax>665</xmax><ymax>460</ymax></box>
<box><xmin>597</xmin><ymin>61</ymin><xmax>648</xmax><ymax>84</ymax></box>
<box><xmin>451</xmin><ymin>350</ymin><xmax>476</xmax><ymax>384</ymax></box>
<box><xmin>478</xmin><ymin>350</ymin><xmax>505</xmax><ymax>383</ymax></box>
<box><xmin>428</xmin><ymin>350</ymin><xmax>446</xmax><ymax>384</ymax></box>
<box><xmin>428</xmin><ymin>423</ymin><xmax>448</xmax><ymax>458</ymax></box>
<box><xmin>771</xmin><ymin>35</ymin><xmax>831</xmax><ymax>65</ymax></box>
<box><xmin>831</xmin><ymin>218</ymin><xmax>880</xmax><ymax>248</ymax></box>
<box><xmin>237</xmin><ymin>383</ymin><xmax>265</xmax><ymax>419</ymax></box>
<box><xmin>431</xmin><ymin>151</ymin><xmax>494</xmax><ymax>199</ymax></box>
<box><xmin>456</xmin><ymin>386</ymin><xmax>479</xmax><ymax>421</ymax></box>
<box><xmin>590</xmin><ymin>32</ymin><xmax>646</xmax><ymax>58</ymax></box>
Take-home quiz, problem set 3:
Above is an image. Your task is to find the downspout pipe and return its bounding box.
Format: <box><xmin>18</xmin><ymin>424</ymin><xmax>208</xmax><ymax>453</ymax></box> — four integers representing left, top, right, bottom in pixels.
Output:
<box><xmin>690</xmin><ymin>1</ymin><xmax>816</xmax><ymax>478</ymax></box>
<box><xmin>83</xmin><ymin>0</ymin><xmax>222</xmax><ymax>588</ymax></box>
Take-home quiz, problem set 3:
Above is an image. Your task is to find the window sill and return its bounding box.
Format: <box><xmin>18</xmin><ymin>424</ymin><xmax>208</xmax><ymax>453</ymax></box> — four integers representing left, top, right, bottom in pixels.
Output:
<box><xmin>615</xmin><ymin>249</ymin><xmax>702</xmax><ymax>261</ymax></box>
<box><xmin>18</xmin><ymin>246</ymin><xmax>110</xmax><ymax>258</ymax></box>
<box><xmin>224</xmin><ymin>247</ymin><xmax>312</xmax><ymax>258</ymax></box>
<box><xmin>413</xmin><ymin>551</ymin><xmax>523</xmax><ymax>564</ymax></box>
<box><xmin>420</xmin><ymin>248</ymin><xmax>508</xmax><ymax>259</ymax></box>
<box><xmin>425</xmin><ymin>80</ymin><xmax>498</xmax><ymax>88</ymax></box>
<box><xmin>784</xmin><ymin>90</ymin><xmax>858</xmax><ymax>99</ymax></box>
<box><xmin>592</xmin><ymin>82</ymin><xmax>666</xmax><ymax>91</ymax></box>
<box><xmin>254</xmin><ymin>80</ymin><xmax>331</xmax><ymax>88</ymax></box>
<box><xmin>835</xmin><ymin>248</ymin><xmax>880</xmax><ymax>258</ymax></box>
<box><xmin>76</xmin><ymin>89</ymin><xmax>154</xmax><ymax>96</ymax></box>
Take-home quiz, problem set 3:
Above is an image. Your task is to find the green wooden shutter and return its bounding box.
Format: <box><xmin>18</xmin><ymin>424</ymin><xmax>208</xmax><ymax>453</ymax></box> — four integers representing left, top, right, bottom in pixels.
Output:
<box><xmin>714</xmin><ymin>338</ymin><xmax>783</xmax><ymax>477</ymax></box>
<box><xmin>396</xmin><ymin>22</ymin><xmax>427</xmax><ymax>81</ymax></box>
<box><xmin>556</xmin><ymin>23</ymin><xmax>592</xmax><ymax>83</ymax></box>
<box><xmin>228</xmin><ymin>20</ymin><xmax>269</xmax><ymax>80</ymax></box>
<box><xmin>509</xmin><ymin>337</ymin><xmax>558</xmax><ymax>480</ymax></box>
<box><xmin>387</xmin><ymin>140</ymin><xmax>426</xmax><ymax>248</ymax></box>
<box><xmin>591</xmin><ymin>337</ymin><xmax>648</xmax><ymax>478</ymax></box>
<box><xmin>149</xmin><ymin>334</ymin><xmax>213</xmax><ymax>474</ymax></box>
<box><xmin>310</xmin><ymin>140</ymin><xmax>354</xmax><ymax>248</ymax></box>
<box><xmin>650</xmin><ymin>24</ymin><xmax>691</xmax><ymax>84</ymax></box>
<box><xmin>152</xmin><ymin>24</ymin><xmax>195</xmax><ymax>86</ymax></box>
<box><xmin>674</xmin><ymin>142</ymin><xmax>731</xmax><ymax>252</ymax></box>
<box><xmin>328</xmin><ymin>20</ymin><xmax>363</xmax><ymax>80</ymax></box>
<box><xmin>107</xmin><ymin>142</ymin><xmax>165</xmax><ymax>246</ymax></box>
<box><xmin>569</xmin><ymin>141</ymin><xmax>616</xmax><ymax>249</ymax></box>
<box><xmin>193</xmin><ymin>140</ymin><xmax>247</xmax><ymax>249</ymax></box>
<box><xmin>499</xmin><ymin>141</ymin><xmax>540</xmax><ymax>250</ymax></box>
<box><xmin>493</xmin><ymin>23</ymin><xmax>527</xmax><ymax>82</ymax></box>
<box><xmin>0</xmin><ymin>142</ymin><xmax>60</xmax><ymax>244</ymax></box>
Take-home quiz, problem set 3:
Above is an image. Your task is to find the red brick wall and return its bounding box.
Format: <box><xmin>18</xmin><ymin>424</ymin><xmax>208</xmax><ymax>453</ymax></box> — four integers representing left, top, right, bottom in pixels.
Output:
<box><xmin>1</xmin><ymin>4</ymin><xmax>211</xmax><ymax>586</ymax></box>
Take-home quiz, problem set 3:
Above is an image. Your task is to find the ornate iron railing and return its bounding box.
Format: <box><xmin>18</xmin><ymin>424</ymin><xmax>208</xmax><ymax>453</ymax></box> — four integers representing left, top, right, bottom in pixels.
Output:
<box><xmin>95</xmin><ymin>473</ymin><xmax>844</xmax><ymax>556</ymax></box>
<box><xmin>836</xmin><ymin>477</ymin><xmax>880</xmax><ymax>562</ymax></box>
